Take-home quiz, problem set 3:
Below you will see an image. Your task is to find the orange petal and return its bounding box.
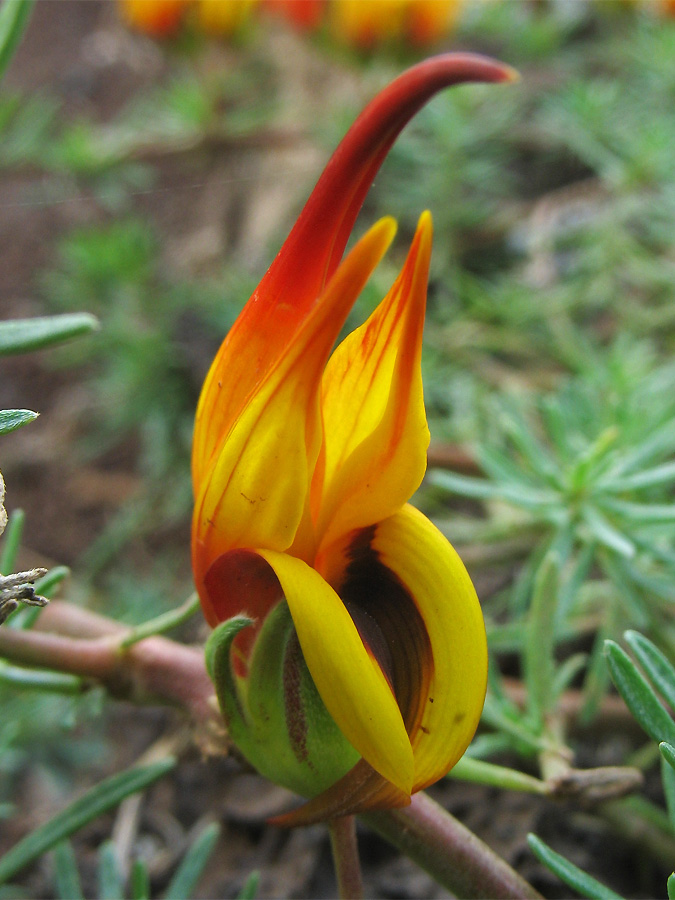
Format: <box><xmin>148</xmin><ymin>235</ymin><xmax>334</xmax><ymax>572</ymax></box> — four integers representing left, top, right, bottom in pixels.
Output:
<box><xmin>192</xmin><ymin>220</ymin><xmax>395</xmax><ymax>607</ymax></box>
<box><xmin>314</xmin><ymin>212</ymin><xmax>432</xmax><ymax>545</ymax></box>
<box><xmin>192</xmin><ymin>54</ymin><xmax>516</xmax><ymax>486</ymax></box>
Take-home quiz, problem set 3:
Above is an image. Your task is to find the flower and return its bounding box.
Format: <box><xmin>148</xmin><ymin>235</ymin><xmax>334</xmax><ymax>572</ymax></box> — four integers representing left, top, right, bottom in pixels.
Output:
<box><xmin>196</xmin><ymin>0</ymin><xmax>259</xmax><ymax>34</ymax></box>
<box><xmin>120</xmin><ymin>0</ymin><xmax>259</xmax><ymax>37</ymax></box>
<box><xmin>192</xmin><ymin>53</ymin><xmax>514</xmax><ymax>823</ymax></box>
<box><xmin>331</xmin><ymin>0</ymin><xmax>462</xmax><ymax>50</ymax></box>
<box><xmin>120</xmin><ymin>0</ymin><xmax>190</xmax><ymax>36</ymax></box>
<box><xmin>262</xmin><ymin>0</ymin><xmax>324</xmax><ymax>31</ymax></box>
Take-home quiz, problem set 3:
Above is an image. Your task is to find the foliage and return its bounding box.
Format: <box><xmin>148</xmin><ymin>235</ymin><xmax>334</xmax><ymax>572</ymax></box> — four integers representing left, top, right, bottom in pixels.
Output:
<box><xmin>528</xmin><ymin>631</ymin><xmax>675</xmax><ymax>899</ymax></box>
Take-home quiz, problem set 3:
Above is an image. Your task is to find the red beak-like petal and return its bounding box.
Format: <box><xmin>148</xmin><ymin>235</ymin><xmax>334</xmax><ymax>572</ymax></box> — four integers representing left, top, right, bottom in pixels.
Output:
<box><xmin>192</xmin><ymin>53</ymin><xmax>517</xmax><ymax>486</ymax></box>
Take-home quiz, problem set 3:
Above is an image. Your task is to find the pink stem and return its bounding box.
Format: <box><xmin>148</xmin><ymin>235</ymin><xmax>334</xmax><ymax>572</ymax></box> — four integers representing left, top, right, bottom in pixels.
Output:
<box><xmin>0</xmin><ymin>603</ymin><xmax>214</xmax><ymax>728</ymax></box>
<box><xmin>363</xmin><ymin>791</ymin><xmax>543</xmax><ymax>899</ymax></box>
<box><xmin>328</xmin><ymin>815</ymin><xmax>364</xmax><ymax>900</ymax></box>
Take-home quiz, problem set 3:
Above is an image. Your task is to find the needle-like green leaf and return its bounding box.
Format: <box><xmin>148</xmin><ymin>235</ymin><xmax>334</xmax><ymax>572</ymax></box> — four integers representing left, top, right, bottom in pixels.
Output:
<box><xmin>0</xmin><ymin>758</ymin><xmax>176</xmax><ymax>885</ymax></box>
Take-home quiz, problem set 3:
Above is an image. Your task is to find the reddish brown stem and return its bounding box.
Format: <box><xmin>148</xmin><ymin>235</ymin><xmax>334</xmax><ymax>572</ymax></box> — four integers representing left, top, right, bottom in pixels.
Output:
<box><xmin>363</xmin><ymin>791</ymin><xmax>543</xmax><ymax>899</ymax></box>
<box><xmin>0</xmin><ymin>602</ymin><xmax>214</xmax><ymax>728</ymax></box>
<box><xmin>328</xmin><ymin>815</ymin><xmax>364</xmax><ymax>900</ymax></box>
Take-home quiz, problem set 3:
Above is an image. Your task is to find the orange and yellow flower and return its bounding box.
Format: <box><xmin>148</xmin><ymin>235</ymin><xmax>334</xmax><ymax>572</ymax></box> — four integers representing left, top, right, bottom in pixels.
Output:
<box><xmin>192</xmin><ymin>54</ymin><xmax>514</xmax><ymax>822</ymax></box>
<box><xmin>120</xmin><ymin>0</ymin><xmax>190</xmax><ymax>36</ymax></box>
<box><xmin>331</xmin><ymin>0</ymin><xmax>461</xmax><ymax>50</ymax></box>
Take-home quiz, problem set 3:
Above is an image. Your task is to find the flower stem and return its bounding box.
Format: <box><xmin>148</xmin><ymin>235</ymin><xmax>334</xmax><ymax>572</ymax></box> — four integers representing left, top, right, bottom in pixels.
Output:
<box><xmin>363</xmin><ymin>791</ymin><xmax>543</xmax><ymax>899</ymax></box>
<box><xmin>328</xmin><ymin>815</ymin><xmax>364</xmax><ymax>900</ymax></box>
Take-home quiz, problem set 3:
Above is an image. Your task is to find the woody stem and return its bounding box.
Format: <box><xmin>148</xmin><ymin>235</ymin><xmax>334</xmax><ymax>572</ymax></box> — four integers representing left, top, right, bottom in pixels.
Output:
<box><xmin>328</xmin><ymin>815</ymin><xmax>364</xmax><ymax>900</ymax></box>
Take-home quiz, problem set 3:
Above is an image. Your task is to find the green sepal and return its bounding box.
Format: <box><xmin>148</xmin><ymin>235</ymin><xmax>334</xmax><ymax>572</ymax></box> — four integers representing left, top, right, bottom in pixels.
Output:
<box><xmin>205</xmin><ymin>614</ymin><xmax>253</xmax><ymax>728</ymax></box>
<box><xmin>206</xmin><ymin>604</ymin><xmax>358</xmax><ymax>799</ymax></box>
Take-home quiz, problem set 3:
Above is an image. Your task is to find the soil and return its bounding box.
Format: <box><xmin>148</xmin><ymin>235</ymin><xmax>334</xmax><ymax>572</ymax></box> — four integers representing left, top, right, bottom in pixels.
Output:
<box><xmin>0</xmin><ymin>4</ymin><xmax>671</xmax><ymax>899</ymax></box>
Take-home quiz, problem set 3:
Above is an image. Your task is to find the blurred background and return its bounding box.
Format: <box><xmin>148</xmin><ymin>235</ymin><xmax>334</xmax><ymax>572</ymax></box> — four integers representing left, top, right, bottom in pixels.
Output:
<box><xmin>2</xmin><ymin>1</ymin><xmax>675</xmax><ymax>897</ymax></box>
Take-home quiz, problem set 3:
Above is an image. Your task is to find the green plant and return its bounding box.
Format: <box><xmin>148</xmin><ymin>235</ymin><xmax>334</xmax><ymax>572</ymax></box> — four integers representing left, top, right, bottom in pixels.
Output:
<box><xmin>431</xmin><ymin>340</ymin><xmax>675</xmax><ymax>713</ymax></box>
<box><xmin>526</xmin><ymin>631</ymin><xmax>675</xmax><ymax>899</ymax></box>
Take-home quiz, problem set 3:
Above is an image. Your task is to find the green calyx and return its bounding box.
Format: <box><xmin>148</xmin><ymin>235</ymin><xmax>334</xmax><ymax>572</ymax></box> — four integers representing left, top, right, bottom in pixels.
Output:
<box><xmin>205</xmin><ymin>602</ymin><xmax>359</xmax><ymax>798</ymax></box>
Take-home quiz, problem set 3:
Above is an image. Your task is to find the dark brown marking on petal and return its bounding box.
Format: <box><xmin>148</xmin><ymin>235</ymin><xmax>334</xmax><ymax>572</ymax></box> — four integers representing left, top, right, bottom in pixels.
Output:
<box><xmin>337</xmin><ymin>526</ymin><xmax>433</xmax><ymax>739</ymax></box>
<box><xmin>283</xmin><ymin>631</ymin><xmax>310</xmax><ymax>766</ymax></box>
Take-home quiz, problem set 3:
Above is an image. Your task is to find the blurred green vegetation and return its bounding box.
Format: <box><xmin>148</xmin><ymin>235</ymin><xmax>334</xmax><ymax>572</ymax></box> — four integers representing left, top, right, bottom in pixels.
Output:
<box><xmin>3</xmin><ymin>1</ymin><xmax>675</xmax><ymax>895</ymax></box>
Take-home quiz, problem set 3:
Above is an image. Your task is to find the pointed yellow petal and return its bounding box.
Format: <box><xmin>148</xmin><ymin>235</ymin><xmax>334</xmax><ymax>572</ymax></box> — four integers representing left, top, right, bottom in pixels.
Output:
<box><xmin>371</xmin><ymin>505</ymin><xmax>487</xmax><ymax>790</ymax></box>
<box><xmin>314</xmin><ymin>213</ymin><xmax>432</xmax><ymax>545</ymax></box>
<box><xmin>192</xmin><ymin>219</ymin><xmax>396</xmax><ymax>596</ymax></box>
<box><xmin>257</xmin><ymin>548</ymin><xmax>415</xmax><ymax>795</ymax></box>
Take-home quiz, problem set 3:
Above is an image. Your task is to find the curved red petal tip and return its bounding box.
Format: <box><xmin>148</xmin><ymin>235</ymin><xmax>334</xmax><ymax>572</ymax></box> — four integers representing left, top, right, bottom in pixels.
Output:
<box><xmin>193</xmin><ymin>53</ymin><xmax>515</xmax><ymax>484</ymax></box>
<box><xmin>264</xmin><ymin>53</ymin><xmax>517</xmax><ymax>305</ymax></box>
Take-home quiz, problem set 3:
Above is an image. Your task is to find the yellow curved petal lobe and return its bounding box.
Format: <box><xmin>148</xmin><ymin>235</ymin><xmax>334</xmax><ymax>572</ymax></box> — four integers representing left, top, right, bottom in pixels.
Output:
<box><xmin>314</xmin><ymin>213</ymin><xmax>432</xmax><ymax>545</ymax></box>
<box><xmin>258</xmin><ymin>548</ymin><xmax>415</xmax><ymax>795</ymax></box>
<box><xmin>372</xmin><ymin>504</ymin><xmax>487</xmax><ymax>790</ymax></box>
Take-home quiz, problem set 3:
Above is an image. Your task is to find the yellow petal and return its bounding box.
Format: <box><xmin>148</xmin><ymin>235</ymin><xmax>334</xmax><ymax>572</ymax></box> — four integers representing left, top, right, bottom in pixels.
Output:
<box><xmin>372</xmin><ymin>504</ymin><xmax>487</xmax><ymax>790</ymax></box>
<box><xmin>192</xmin><ymin>219</ymin><xmax>396</xmax><ymax>593</ymax></box>
<box><xmin>314</xmin><ymin>212</ymin><xmax>432</xmax><ymax>545</ymax></box>
<box><xmin>257</xmin><ymin>548</ymin><xmax>415</xmax><ymax>795</ymax></box>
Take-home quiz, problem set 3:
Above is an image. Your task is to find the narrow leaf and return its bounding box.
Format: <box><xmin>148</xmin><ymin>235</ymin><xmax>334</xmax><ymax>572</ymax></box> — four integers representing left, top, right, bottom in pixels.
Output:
<box><xmin>661</xmin><ymin>754</ymin><xmax>675</xmax><ymax>833</ymax></box>
<box><xmin>130</xmin><ymin>859</ymin><xmax>150</xmax><ymax>900</ymax></box>
<box><xmin>604</xmin><ymin>641</ymin><xmax>675</xmax><ymax>745</ymax></box>
<box><xmin>237</xmin><ymin>871</ymin><xmax>260</xmax><ymax>900</ymax></box>
<box><xmin>0</xmin><ymin>661</ymin><xmax>86</xmax><ymax>694</ymax></box>
<box><xmin>601</xmin><ymin>497</ymin><xmax>675</xmax><ymax>524</ymax></box>
<box><xmin>0</xmin><ymin>313</ymin><xmax>98</xmax><ymax>356</ymax></box>
<box><xmin>667</xmin><ymin>872</ymin><xmax>675</xmax><ymax>900</ymax></box>
<box><xmin>0</xmin><ymin>0</ymin><xmax>33</xmax><ymax>81</ymax></box>
<box><xmin>430</xmin><ymin>468</ymin><xmax>556</xmax><ymax>510</ymax></box>
<box><xmin>582</xmin><ymin>506</ymin><xmax>635</xmax><ymax>558</ymax></box>
<box><xmin>527</xmin><ymin>834</ymin><xmax>623</xmax><ymax>900</ymax></box>
<box><xmin>97</xmin><ymin>842</ymin><xmax>123</xmax><ymax>900</ymax></box>
<box><xmin>0</xmin><ymin>509</ymin><xmax>24</xmax><ymax>573</ymax></box>
<box><xmin>53</xmin><ymin>842</ymin><xmax>84</xmax><ymax>900</ymax></box>
<box><xmin>449</xmin><ymin>757</ymin><xmax>548</xmax><ymax>795</ymax></box>
<box><xmin>525</xmin><ymin>552</ymin><xmax>559</xmax><ymax>725</ymax></box>
<box><xmin>601</xmin><ymin>460</ymin><xmax>675</xmax><ymax>492</ymax></box>
<box><xmin>660</xmin><ymin>742</ymin><xmax>675</xmax><ymax>773</ymax></box>
<box><xmin>163</xmin><ymin>822</ymin><xmax>220</xmax><ymax>900</ymax></box>
<box><xmin>624</xmin><ymin>631</ymin><xmax>675</xmax><ymax>711</ymax></box>
<box><xmin>0</xmin><ymin>758</ymin><xmax>175</xmax><ymax>884</ymax></box>
<box><xmin>0</xmin><ymin>409</ymin><xmax>38</xmax><ymax>436</ymax></box>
